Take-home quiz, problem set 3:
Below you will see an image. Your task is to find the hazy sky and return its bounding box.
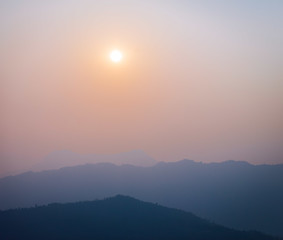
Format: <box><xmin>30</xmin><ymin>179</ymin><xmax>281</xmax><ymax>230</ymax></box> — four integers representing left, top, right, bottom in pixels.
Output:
<box><xmin>1</xmin><ymin>0</ymin><xmax>283</xmax><ymax>175</ymax></box>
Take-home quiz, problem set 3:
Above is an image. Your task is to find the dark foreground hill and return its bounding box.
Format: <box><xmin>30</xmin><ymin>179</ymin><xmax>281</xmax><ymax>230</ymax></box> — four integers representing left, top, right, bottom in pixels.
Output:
<box><xmin>1</xmin><ymin>160</ymin><xmax>283</xmax><ymax>236</ymax></box>
<box><xmin>0</xmin><ymin>195</ymin><xmax>279</xmax><ymax>240</ymax></box>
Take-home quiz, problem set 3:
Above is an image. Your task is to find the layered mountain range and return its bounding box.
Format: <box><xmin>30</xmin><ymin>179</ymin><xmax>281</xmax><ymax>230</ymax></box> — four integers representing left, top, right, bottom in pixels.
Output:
<box><xmin>0</xmin><ymin>159</ymin><xmax>282</xmax><ymax>237</ymax></box>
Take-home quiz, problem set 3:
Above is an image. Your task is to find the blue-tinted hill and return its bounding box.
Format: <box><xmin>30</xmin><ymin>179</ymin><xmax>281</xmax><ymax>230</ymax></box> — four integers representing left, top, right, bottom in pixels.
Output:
<box><xmin>0</xmin><ymin>195</ymin><xmax>279</xmax><ymax>240</ymax></box>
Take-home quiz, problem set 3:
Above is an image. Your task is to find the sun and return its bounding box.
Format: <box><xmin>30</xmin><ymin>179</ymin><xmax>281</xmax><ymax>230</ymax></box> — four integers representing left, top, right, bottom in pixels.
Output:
<box><xmin>110</xmin><ymin>49</ymin><xmax>123</xmax><ymax>63</ymax></box>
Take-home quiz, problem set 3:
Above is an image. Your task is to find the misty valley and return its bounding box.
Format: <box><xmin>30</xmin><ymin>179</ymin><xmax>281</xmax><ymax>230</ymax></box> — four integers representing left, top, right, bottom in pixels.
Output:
<box><xmin>0</xmin><ymin>160</ymin><xmax>282</xmax><ymax>239</ymax></box>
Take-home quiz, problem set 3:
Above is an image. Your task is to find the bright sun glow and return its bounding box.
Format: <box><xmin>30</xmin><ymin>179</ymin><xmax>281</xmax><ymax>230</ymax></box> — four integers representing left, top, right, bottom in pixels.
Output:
<box><xmin>110</xmin><ymin>50</ymin><xmax>123</xmax><ymax>63</ymax></box>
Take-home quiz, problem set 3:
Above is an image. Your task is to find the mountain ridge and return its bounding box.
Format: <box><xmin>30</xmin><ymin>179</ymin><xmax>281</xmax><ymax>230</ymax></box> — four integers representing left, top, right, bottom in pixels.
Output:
<box><xmin>5</xmin><ymin>158</ymin><xmax>282</xmax><ymax>180</ymax></box>
<box><xmin>0</xmin><ymin>195</ymin><xmax>280</xmax><ymax>240</ymax></box>
<box><xmin>31</xmin><ymin>149</ymin><xmax>157</xmax><ymax>172</ymax></box>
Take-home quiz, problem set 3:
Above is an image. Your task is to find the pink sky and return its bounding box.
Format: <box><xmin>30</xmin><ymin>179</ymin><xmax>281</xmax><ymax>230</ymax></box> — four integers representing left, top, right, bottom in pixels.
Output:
<box><xmin>1</xmin><ymin>1</ymin><xmax>283</xmax><ymax>176</ymax></box>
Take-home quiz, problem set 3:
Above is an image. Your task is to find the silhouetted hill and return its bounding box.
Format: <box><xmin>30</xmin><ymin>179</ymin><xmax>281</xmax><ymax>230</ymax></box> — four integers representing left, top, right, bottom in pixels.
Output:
<box><xmin>0</xmin><ymin>160</ymin><xmax>282</xmax><ymax>237</ymax></box>
<box><xmin>0</xmin><ymin>195</ymin><xmax>279</xmax><ymax>240</ymax></box>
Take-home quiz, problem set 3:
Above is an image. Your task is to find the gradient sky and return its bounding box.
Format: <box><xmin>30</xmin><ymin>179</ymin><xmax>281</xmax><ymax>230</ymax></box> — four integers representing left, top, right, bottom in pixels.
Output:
<box><xmin>1</xmin><ymin>0</ymin><xmax>283</xmax><ymax>176</ymax></box>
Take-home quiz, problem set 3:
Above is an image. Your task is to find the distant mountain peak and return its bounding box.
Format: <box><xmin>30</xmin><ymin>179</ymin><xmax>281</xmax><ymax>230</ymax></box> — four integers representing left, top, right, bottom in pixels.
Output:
<box><xmin>32</xmin><ymin>149</ymin><xmax>157</xmax><ymax>172</ymax></box>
